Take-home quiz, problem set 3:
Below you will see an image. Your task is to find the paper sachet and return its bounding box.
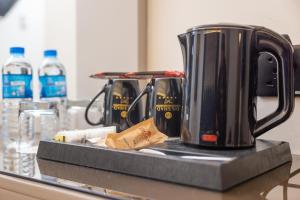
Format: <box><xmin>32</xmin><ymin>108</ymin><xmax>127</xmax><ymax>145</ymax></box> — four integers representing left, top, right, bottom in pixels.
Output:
<box><xmin>53</xmin><ymin>126</ymin><xmax>116</xmax><ymax>143</ymax></box>
<box><xmin>105</xmin><ymin>118</ymin><xmax>168</xmax><ymax>150</ymax></box>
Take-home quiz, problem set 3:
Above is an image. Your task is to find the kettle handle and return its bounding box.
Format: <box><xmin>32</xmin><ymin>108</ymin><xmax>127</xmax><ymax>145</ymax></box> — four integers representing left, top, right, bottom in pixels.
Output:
<box><xmin>126</xmin><ymin>83</ymin><xmax>152</xmax><ymax>127</ymax></box>
<box><xmin>84</xmin><ymin>84</ymin><xmax>107</xmax><ymax>126</ymax></box>
<box><xmin>254</xmin><ymin>29</ymin><xmax>294</xmax><ymax>137</ymax></box>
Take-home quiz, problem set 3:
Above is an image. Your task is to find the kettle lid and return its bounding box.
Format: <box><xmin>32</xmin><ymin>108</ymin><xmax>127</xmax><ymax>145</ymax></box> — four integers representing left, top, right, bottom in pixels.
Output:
<box><xmin>186</xmin><ymin>23</ymin><xmax>261</xmax><ymax>33</ymax></box>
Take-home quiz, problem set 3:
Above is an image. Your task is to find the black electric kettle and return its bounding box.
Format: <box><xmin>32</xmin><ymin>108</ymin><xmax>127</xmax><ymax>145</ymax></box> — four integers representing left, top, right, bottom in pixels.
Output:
<box><xmin>85</xmin><ymin>79</ymin><xmax>142</xmax><ymax>131</ymax></box>
<box><xmin>178</xmin><ymin>24</ymin><xmax>294</xmax><ymax>148</ymax></box>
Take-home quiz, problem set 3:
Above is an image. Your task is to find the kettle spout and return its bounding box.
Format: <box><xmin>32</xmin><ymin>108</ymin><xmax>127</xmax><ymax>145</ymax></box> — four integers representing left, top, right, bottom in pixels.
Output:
<box><xmin>178</xmin><ymin>33</ymin><xmax>187</xmax><ymax>49</ymax></box>
<box><xmin>178</xmin><ymin>33</ymin><xmax>187</xmax><ymax>70</ymax></box>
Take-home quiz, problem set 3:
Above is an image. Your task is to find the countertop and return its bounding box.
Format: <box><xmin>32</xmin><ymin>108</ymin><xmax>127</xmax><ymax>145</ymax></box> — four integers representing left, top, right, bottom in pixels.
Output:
<box><xmin>0</xmin><ymin>147</ymin><xmax>300</xmax><ymax>200</ymax></box>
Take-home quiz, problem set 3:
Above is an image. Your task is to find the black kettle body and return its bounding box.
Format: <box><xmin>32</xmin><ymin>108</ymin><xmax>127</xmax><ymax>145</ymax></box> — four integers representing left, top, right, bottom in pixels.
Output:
<box><xmin>178</xmin><ymin>24</ymin><xmax>294</xmax><ymax>148</ymax></box>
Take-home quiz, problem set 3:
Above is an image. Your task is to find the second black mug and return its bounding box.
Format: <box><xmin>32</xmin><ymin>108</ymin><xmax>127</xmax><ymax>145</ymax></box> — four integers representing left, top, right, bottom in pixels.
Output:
<box><xmin>127</xmin><ymin>78</ymin><xmax>183</xmax><ymax>137</ymax></box>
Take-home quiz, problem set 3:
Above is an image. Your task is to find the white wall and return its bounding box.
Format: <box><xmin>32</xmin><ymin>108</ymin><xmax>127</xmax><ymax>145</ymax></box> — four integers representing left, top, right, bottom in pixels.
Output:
<box><xmin>0</xmin><ymin>0</ymin><xmax>46</xmax><ymax>99</ymax></box>
<box><xmin>44</xmin><ymin>0</ymin><xmax>77</xmax><ymax>100</ymax></box>
<box><xmin>0</xmin><ymin>0</ymin><xmax>77</xmax><ymax>100</ymax></box>
<box><xmin>0</xmin><ymin>0</ymin><xmax>145</xmax><ymax>100</ymax></box>
<box><xmin>147</xmin><ymin>0</ymin><xmax>300</xmax><ymax>153</ymax></box>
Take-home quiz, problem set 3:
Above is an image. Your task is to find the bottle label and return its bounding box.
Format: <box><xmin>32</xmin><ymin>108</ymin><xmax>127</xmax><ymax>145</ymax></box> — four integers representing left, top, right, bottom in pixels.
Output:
<box><xmin>2</xmin><ymin>74</ymin><xmax>33</xmax><ymax>98</ymax></box>
<box><xmin>40</xmin><ymin>75</ymin><xmax>67</xmax><ymax>98</ymax></box>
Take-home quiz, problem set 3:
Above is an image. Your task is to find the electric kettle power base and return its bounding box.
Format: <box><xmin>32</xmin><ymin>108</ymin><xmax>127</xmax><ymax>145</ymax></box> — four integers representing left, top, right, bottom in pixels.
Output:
<box><xmin>37</xmin><ymin>138</ymin><xmax>291</xmax><ymax>191</ymax></box>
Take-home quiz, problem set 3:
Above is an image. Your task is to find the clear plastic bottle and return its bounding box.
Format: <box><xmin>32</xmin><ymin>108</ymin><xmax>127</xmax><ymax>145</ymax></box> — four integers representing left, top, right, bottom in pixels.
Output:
<box><xmin>2</xmin><ymin>47</ymin><xmax>33</xmax><ymax>174</ymax></box>
<box><xmin>2</xmin><ymin>47</ymin><xmax>33</xmax><ymax>147</ymax></box>
<box><xmin>39</xmin><ymin>50</ymin><xmax>67</xmax><ymax>130</ymax></box>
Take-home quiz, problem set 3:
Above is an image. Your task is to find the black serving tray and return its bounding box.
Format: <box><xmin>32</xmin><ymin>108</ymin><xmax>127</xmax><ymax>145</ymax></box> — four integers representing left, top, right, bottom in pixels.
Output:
<box><xmin>37</xmin><ymin>139</ymin><xmax>292</xmax><ymax>191</ymax></box>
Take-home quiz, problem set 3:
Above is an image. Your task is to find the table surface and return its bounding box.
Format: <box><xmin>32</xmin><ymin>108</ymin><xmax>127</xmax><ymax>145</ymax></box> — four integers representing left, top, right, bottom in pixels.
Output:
<box><xmin>0</xmin><ymin>145</ymin><xmax>300</xmax><ymax>200</ymax></box>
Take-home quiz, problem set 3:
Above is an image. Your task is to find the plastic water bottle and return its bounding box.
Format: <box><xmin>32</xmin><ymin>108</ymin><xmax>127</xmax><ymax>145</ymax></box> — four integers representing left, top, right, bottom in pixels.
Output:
<box><xmin>2</xmin><ymin>47</ymin><xmax>34</xmax><ymax>175</ymax></box>
<box><xmin>39</xmin><ymin>50</ymin><xmax>67</xmax><ymax>130</ymax></box>
<box><xmin>2</xmin><ymin>47</ymin><xmax>34</xmax><ymax>174</ymax></box>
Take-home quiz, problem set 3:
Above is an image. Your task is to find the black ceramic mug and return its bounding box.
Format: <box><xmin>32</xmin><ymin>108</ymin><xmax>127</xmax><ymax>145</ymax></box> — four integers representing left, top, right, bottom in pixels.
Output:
<box><xmin>126</xmin><ymin>78</ymin><xmax>182</xmax><ymax>137</ymax></box>
<box><xmin>85</xmin><ymin>79</ymin><xmax>142</xmax><ymax>131</ymax></box>
<box><xmin>178</xmin><ymin>24</ymin><xmax>294</xmax><ymax>148</ymax></box>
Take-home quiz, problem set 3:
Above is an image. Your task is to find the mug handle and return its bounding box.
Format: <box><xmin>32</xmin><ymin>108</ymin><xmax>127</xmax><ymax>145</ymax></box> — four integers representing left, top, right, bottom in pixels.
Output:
<box><xmin>126</xmin><ymin>83</ymin><xmax>152</xmax><ymax>127</ymax></box>
<box><xmin>254</xmin><ymin>29</ymin><xmax>294</xmax><ymax>137</ymax></box>
<box><xmin>84</xmin><ymin>84</ymin><xmax>107</xmax><ymax>126</ymax></box>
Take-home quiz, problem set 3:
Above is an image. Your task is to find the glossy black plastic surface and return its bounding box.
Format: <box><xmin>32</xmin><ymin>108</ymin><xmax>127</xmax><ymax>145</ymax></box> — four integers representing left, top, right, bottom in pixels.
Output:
<box><xmin>127</xmin><ymin>78</ymin><xmax>182</xmax><ymax>137</ymax></box>
<box><xmin>294</xmin><ymin>45</ymin><xmax>300</xmax><ymax>94</ymax></box>
<box><xmin>257</xmin><ymin>34</ymin><xmax>295</xmax><ymax>97</ymax></box>
<box><xmin>257</xmin><ymin>52</ymin><xmax>278</xmax><ymax>96</ymax></box>
<box><xmin>178</xmin><ymin>24</ymin><xmax>294</xmax><ymax>148</ymax></box>
<box><xmin>85</xmin><ymin>79</ymin><xmax>142</xmax><ymax>131</ymax></box>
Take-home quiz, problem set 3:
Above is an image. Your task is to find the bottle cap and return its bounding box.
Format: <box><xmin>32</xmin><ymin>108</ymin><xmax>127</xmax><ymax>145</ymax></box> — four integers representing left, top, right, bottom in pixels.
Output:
<box><xmin>44</xmin><ymin>50</ymin><xmax>57</xmax><ymax>57</ymax></box>
<box><xmin>10</xmin><ymin>47</ymin><xmax>25</xmax><ymax>55</ymax></box>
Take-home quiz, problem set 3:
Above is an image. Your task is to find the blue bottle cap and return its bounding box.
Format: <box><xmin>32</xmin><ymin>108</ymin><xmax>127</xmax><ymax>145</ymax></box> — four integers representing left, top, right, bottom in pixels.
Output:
<box><xmin>10</xmin><ymin>47</ymin><xmax>25</xmax><ymax>55</ymax></box>
<box><xmin>44</xmin><ymin>50</ymin><xmax>57</xmax><ymax>57</ymax></box>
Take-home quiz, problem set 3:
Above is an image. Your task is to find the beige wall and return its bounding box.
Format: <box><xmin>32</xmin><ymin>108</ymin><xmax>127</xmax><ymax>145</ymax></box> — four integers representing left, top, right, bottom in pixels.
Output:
<box><xmin>146</xmin><ymin>0</ymin><xmax>300</xmax><ymax>153</ymax></box>
<box><xmin>147</xmin><ymin>0</ymin><xmax>300</xmax><ymax>70</ymax></box>
<box><xmin>257</xmin><ymin>98</ymin><xmax>300</xmax><ymax>154</ymax></box>
<box><xmin>76</xmin><ymin>0</ymin><xmax>146</xmax><ymax>99</ymax></box>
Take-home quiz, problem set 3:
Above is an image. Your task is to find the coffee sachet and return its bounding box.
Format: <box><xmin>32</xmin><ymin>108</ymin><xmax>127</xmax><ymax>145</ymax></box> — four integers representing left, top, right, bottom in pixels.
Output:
<box><xmin>105</xmin><ymin>118</ymin><xmax>168</xmax><ymax>150</ymax></box>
